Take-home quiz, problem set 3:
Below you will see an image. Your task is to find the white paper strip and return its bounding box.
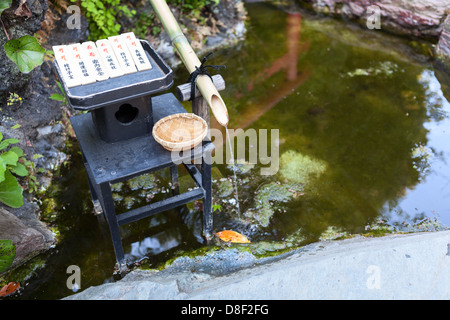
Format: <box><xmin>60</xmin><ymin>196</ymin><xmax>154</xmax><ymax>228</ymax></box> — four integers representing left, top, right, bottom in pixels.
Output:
<box><xmin>108</xmin><ymin>35</ymin><xmax>137</xmax><ymax>74</ymax></box>
<box><xmin>66</xmin><ymin>43</ymin><xmax>97</xmax><ymax>85</ymax></box>
<box><xmin>121</xmin><ymin>32</ymin><xmax>152</xmax><ymax>71</ymax></box>
<box><xmin>80</xmin><ymin>41</ymin><xmax>110</xmax><ymax>82</ymax></box>
<box><xmin>52</xmin><ymin>45</ymin><xmax>82</xmax><ymax>88</ymax></box>
<box><xmin>96</xmin><ymin>39</ymin><xmax>124</xmax><ymax>78</ymax></box>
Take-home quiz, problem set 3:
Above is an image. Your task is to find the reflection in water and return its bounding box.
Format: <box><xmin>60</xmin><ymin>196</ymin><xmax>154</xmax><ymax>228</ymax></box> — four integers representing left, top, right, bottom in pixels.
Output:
<box><xmin>125</xmin><ymin>230</ymin><xmax>181</xmax><ymax>262</ymax></box>
<box><xmin>213</xmin><ymin>2</ymin><xmax>449</xmax><ymax>239</ymax></box>
<box><xmin>383</xmin><ymin>69</ymin><xmax>450</xmax><ymax>227</ymax></box>
<box><xmin>227</xmin><ymin>12</ymin><xmax>311</xmax><ymax>131</ymax></box>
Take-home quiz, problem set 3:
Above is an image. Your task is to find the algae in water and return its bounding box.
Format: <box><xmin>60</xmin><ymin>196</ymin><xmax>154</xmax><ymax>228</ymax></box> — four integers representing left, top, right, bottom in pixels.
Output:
<box><xmin>242</xmin><ymin>150</ymin><xmax>326</xmax><ymax>227</ymax></box>
<box><xmin>244</xmin><ymin>182</ymin><xmax>302</xmax><ymax>227</ymax></box>
<box><xmin>279</xmin><ymin>150</ymin><xmax>327</xmax><ymax>185</ymax></box>
<box><xmin>127</xmin><ymin>173</ymin><xmax>157</xmax><ymax>191</ymax></box>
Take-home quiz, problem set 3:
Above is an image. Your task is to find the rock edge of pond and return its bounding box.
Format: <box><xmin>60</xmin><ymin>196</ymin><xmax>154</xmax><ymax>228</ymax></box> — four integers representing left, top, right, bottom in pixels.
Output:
<box><xmin>295</xmin><ymin>0</ymin><xmax>450</xmax><ymax>67</ymax></box>
<box><xmin>63</xmin><ymin>230</ymin><xmax>450</xmax><ymax>300</ymax></box>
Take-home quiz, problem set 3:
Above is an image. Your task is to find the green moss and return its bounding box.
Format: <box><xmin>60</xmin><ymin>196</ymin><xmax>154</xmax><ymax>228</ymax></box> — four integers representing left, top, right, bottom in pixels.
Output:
<box><xmin>150</xmin><ymin>245</ymin><xmax>222</xmax><ymax>271</ymax></box>
<box><xmin>122</xmin><ymin>196</ymin><xmax>136</xmax><ymax>210</ymax></box>
<box><xmin>232</xmin><ymin>160</ymin><xmax>255</xmax><ymax>175</ymax></box>
<box><xmin>110</xmin><ymin>182</ymin><xmax>124</xmax><ymax>192</ymax></box>
<box><xmin>127</xmin><ymin>173</ymin><xmax>157</xmax><ymax>191</ymax></box>
<box><xmin>40</xmin><ymin>197</ymin><xmax>58</xmax><ymax>224</ymax></box>
<box><xmin>215</xmin><ymin>178</ymin><xmax>234</xmax><ymax>198</ymax></box>
<box><xmin>279</xmin><ymin>150</ymin><xmax>327</xmax><ymax>185</ymax></box>
<box><xmin>244</xmin><ymin>182</ymin><xmax>302</xmax><ymax>227</ymax></box>
<box><xmin>319</xmin><ymin>226</ymin><xmax>350</xmax><ymax>241</ymax></box>
<box><xmin>0</xmin><ymin>254</ymin><xmax>47</xmax><ymax>287</ymax></box>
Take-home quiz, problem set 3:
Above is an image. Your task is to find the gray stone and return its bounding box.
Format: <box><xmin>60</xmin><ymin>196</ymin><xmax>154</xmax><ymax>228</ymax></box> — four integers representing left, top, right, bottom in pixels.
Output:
<box><xmin>436</xmin><ymin>15</ymin><xmax>450</xmax><ymax>60</ymax></box>
<box><xmin>301</xmin><ymin>0</ymin><xmax>448</xmax><ymax>38</ymax></box>
<box><xmin>0</xmin><ymin>206</ymin><xmax>54</xmax><ymax>271</ymax></box>
<box><xmin>64</xmin><ymin>274</ymin><xmax>188</xmax><ymax>300</ymax></box>
<box><xmin>64</xmin><ymin>230</ymin><xmax>450</xmax><ymax>300</ymax></box>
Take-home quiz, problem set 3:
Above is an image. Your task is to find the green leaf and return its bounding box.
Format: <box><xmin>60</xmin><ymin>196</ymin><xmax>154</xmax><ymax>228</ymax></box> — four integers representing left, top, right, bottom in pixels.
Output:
<box><xmin>0</xmin><ymin>138</ymin><xmax>19</xmax><ymax>150</ymax></box>
<box><xmin>55</xmin><ymin>80</ymin><xmax>66</xmax><ymax>96</ymax></box>
<box><xmin>1</xmin><ymin>150</ymin><xmax>18</xmax><ymax>166</ymax></box>
<box><xmin>49</xmin><ymin>93</ymin><xmax>65</xmax><ymax>101</ymax></box>
<box><xmin>8</xmin><ymin>146</ymin><xmax>23</xmax><ymax>157</ymax></box>
<box><xmin>0</xmin><ymin>158</ymin><xmax>6</xmax><ymax>183</ymax></box>
<box><xmin>0</xmin><ymin>170</ymin><xmax>23</xmax><ymax>208</ymax></box>
<box><xmin>4</xmin><ymin>35</ymin><xmax>46</xmax><ymax>73</ymax></box>
<box><xmin>0</xmin><ymin>239</ymin><xmax>16</xmax><ymax>273</ymax></box>
<box><xmin>9</xmin><ymin>162</ymin><xmax>28</xmax><ymax>177</ymax></box>
<box><xmin>0</xmin><ymin>0</ymin><xmax>12</xmax><ymax>15</ymax></box>
<box><xmin>10</xmin><ymin>123</ymin><xmax>21</xmax><ymax>129</ymax></box>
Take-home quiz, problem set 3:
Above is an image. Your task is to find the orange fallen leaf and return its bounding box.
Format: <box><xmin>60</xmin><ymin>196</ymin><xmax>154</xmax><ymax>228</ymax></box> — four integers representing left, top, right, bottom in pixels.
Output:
<box><xmin>216</xmin><ymin>230</ymin><xmax>251</xmax><ymax>243</ymax></box>
<box><xmin>0</xmin><ymin>282</ymin><xmax>20</xmax><ymax>297</ymax></box>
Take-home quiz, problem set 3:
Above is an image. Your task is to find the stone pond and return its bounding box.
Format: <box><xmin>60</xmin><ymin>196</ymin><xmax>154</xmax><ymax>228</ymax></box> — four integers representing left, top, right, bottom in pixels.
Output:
<box><xmin>1</xmin><ymin>0</ymin><xmax>450</xmax><ymax>299</ymax></box>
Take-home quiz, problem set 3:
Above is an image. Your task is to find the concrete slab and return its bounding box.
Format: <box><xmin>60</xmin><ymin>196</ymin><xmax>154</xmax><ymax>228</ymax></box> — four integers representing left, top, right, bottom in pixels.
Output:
<box><xmin>63</xmin><ymin>230</ymin><xmax>450</xmax><ymax>300</ymax></box>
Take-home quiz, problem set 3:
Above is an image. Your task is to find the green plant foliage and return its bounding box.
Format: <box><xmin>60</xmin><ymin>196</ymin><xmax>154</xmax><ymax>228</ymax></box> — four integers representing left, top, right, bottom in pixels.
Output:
<box><xmin>72</xmin><ymin>0</ymin><xmax>136</xmax><ymax>40</ymax></box>
<box><xmin>0</xmin><ymin>170</ymin><xmax>23</xmax><ymax>208</ymax></box>
<box><xmin>49</xmin><ymin>93</ymin><xmax>65</xmax><ymax>102</ymax></box>
<box><xmin>0</xmin><ymin>240</ymin><xmax>15</xmax><ymax>273</ymax></box>
<box><xmin>49</xmin><ymin>81</ymin><xmax>67</xmax><ymax>104</ymax></box>
<box><xmin>133</xmin><ymin>12</ymin><xmax>160</xmax><ymax>38</ymax></box>
<box><xmin>6</xmin><ymin>92</ymin><xmax>23</xmax><ymax>106</ymax></box>
<box><xmin>168</xmin><ymin>0</ymin><xmax>219</xmax><ymax>19</ymax></box>
<box><xmin>4</xmin><ymin>35</ymin><xmax>45</xmax><ymax>73</ymax></box>
<box><xmin>0</xmin><ymin>0</ymin><xmax>11</xmax><ymax>15</ymax></box>
<box><xmin>0</xmin><ymin>132</ymin><xmax>32</xmax><ymax>208</ymax></box>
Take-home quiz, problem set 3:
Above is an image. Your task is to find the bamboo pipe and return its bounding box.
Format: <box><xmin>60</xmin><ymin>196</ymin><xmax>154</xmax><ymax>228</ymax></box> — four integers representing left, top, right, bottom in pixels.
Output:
<box><xmin>149</xmin><ymin>0</ymin><xmax>229</xmax><ymax>127</ymax></box>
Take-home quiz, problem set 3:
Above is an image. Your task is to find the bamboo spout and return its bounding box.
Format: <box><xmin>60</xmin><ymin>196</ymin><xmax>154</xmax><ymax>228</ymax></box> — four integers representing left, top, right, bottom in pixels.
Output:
<box><xmin>149</xmin><ymin>0</ymin><xmax>229</xmax><ymax>127</ymax></box>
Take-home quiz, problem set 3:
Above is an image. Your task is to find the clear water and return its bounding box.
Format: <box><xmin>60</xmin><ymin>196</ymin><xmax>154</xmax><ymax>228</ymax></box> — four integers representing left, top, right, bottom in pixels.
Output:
<box><xmin>225</xmin><ymin>126</ymin><xmax>242</xmax><ymax>218</ymax></box>
<box><xmin>4</xmin><ymin>2</ymin><xmax>450</xmax><ymax>299</ymax></box>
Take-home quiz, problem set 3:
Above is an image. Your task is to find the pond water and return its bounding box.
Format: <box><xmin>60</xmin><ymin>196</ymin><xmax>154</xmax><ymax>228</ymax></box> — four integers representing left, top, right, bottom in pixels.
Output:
<box><xmin>6</xmin><ymin>2</ymin><xmax>450</xmax><ymax>299</ymax></box>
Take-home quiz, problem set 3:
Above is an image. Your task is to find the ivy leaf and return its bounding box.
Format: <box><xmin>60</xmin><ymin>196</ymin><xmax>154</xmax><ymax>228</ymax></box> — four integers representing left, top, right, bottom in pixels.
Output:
<box><xmin>0</xmin><ymin>239</ymin><xmax>16</xmax><ymax>273</ymax></box>
<box><xmin>0</xmin><ymin>170</ymin><xmax>23</xmax><ymax>208</ymax></box>
<box><xmin>8</xmin><ymin>146</ymin><xmax>24</xmax><ymax>157</ymax></box>
<box><xmin>9</xmin><ymin>162</ymin><xmax>28</xmax><ymax>177</ymax></box>
<box><xmin>1</xmin><ymin>150</ymin><xmax>19</xmax><ymax>166</ymax></box>
<box><xmin>4</xmin><ymin>35</ymin><xmax>45</xmax><ymax>73</ymax></box>
<box><xmin>0</xmin><ymin>0</ymin><xmax>12</xmax><ymax>15</ymax></box>
<box><xmin>0</xmin><ymin>157</ymin><xmax>6</xmax><ymax>183</ymax></box>
<box><xmin>0</xmin><ymin>138</ymin><xmax>19</xmax><ymax>150</ymax></box>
